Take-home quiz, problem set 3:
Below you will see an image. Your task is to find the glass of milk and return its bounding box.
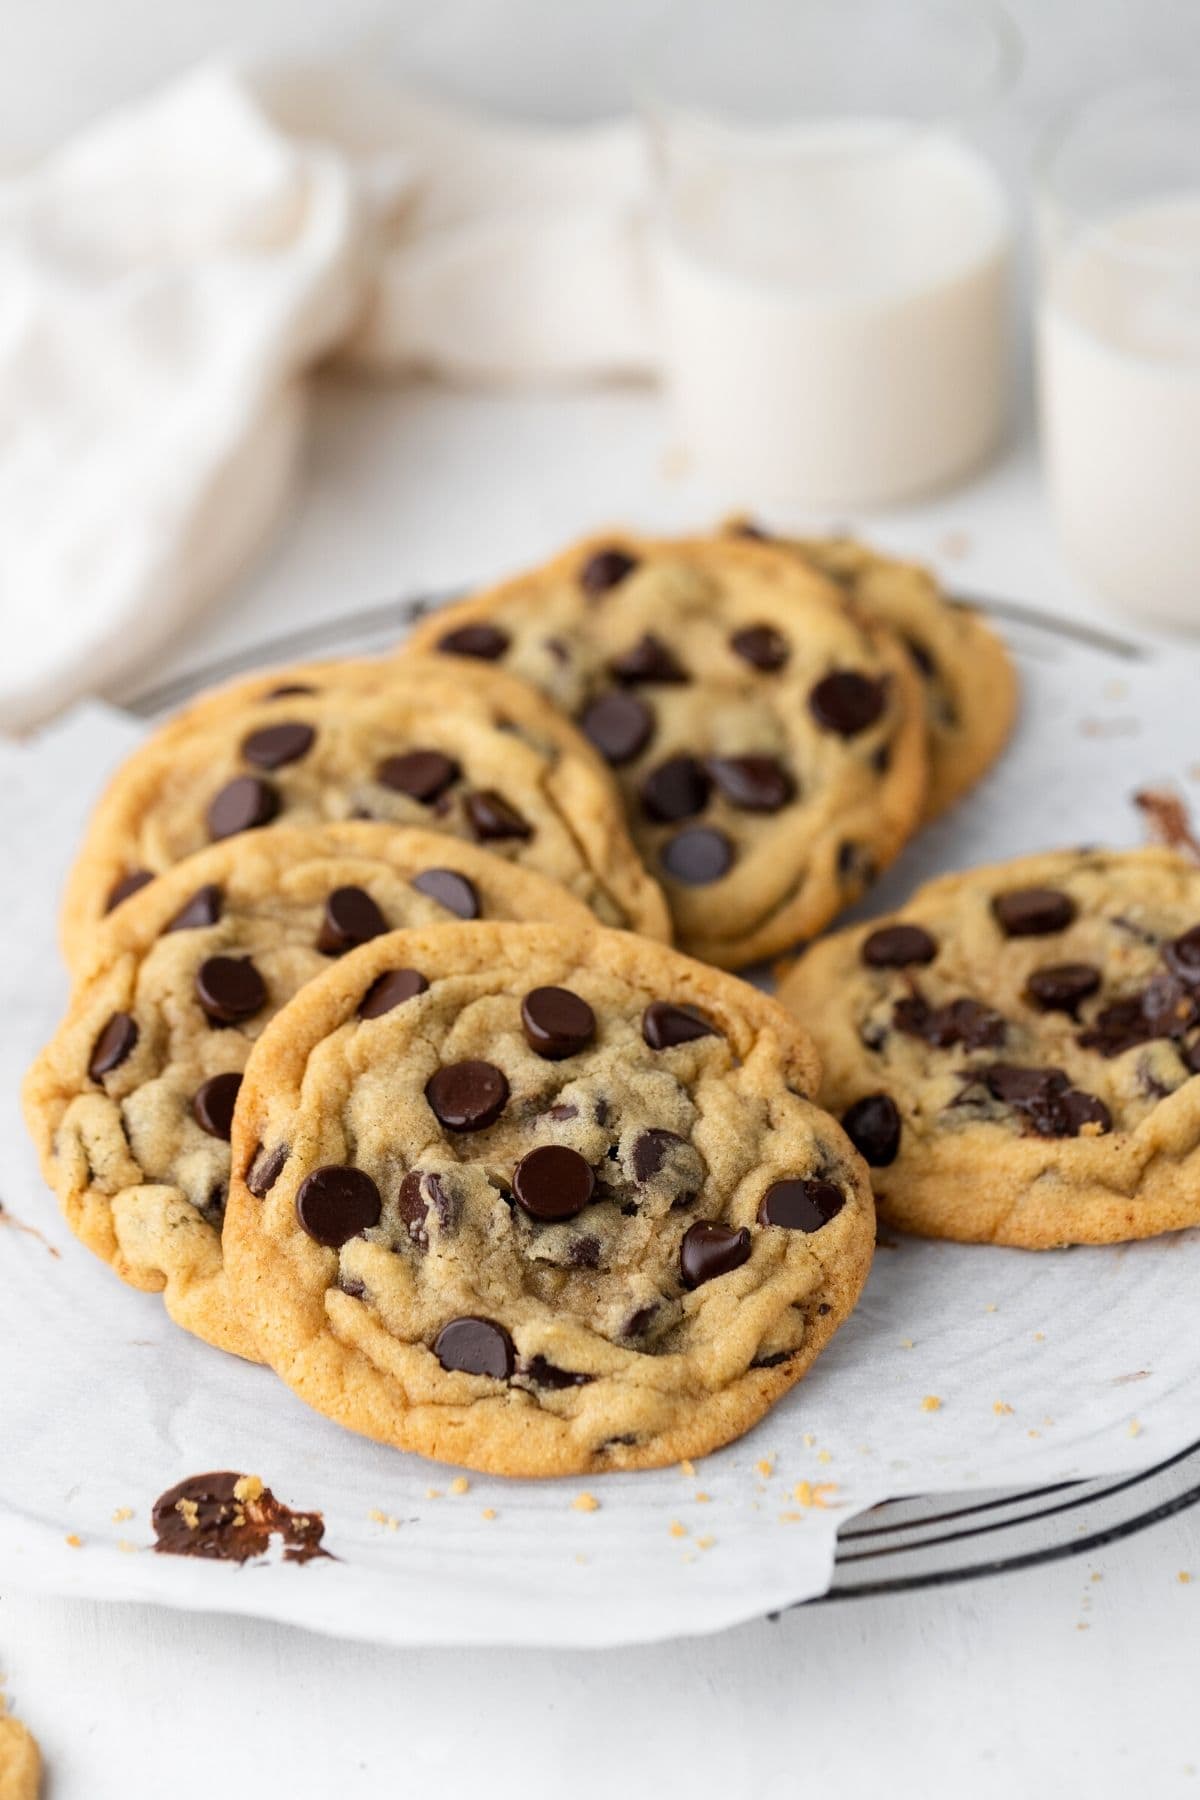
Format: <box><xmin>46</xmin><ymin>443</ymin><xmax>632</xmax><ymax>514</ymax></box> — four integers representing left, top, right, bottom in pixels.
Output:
<box><xmin>640</xmin><ymin>0</ymin><xmax>1019</xmax><ymax>507</ymax></box>
<box><xmin>1037</xmin><ymin>83</ymin><xmax>1200</xmax><ymax>627</ymax></box>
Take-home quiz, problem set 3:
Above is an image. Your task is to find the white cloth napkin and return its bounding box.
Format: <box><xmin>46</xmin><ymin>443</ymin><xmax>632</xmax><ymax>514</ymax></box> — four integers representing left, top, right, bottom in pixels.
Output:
<box><xmin>0</xmin><ymin>62</ymin><xmax>653</xmax><ymax>733</ymax></box>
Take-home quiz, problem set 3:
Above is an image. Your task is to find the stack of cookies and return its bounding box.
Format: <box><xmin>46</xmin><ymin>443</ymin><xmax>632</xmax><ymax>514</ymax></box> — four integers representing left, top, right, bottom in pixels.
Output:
<box><xmin>42</xmin><ymin>523</ymin><xmax>1192</xmax><ymax>1481</ymax></box>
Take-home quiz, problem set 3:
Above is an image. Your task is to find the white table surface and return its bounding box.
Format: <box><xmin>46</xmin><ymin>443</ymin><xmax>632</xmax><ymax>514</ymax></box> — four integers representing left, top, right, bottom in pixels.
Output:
<box><xmin>5</xmin><ymin>370</ymin><xmax>1200</xmax><ymax>1797</ymax></box>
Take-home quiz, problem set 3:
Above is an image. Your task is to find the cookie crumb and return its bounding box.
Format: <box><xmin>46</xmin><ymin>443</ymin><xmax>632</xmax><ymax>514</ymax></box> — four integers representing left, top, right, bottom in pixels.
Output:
<box><xmin>1027</xmin><ymin>1429</ymin><xmax>1041</xmax><ymax>1439</ymax></box>
<box><xmin>574</xmin><ymin>1553</ymin><xmax>588</xmax><ymax>1565</ymax></box>
<box><xmin>1091</xmin><ymin>1572</ymin><xmax>1103</xmax><ymax>1583</ymax></box>
<box><xmin>1128</xmin><ymin>1418</ymin><xmax>1143</xmax><ymax>1438</ymax></box>
<box><xmin>695</xmin><ymin>1491</ymin><xmax>712</xmax><ymax>1503</ymax></box>
<box><xmin>696</xmin><ymin>1535</ymin><xmax>716</xmax><ymax>1550</ymax></box>
<box><xmin>118</xmin><ymin>1539</ymin><xmax>138</xmax><ymax>1554</ymax></box>
<box><xmin>112</xmin><ymin>1506</ymin><xmax>134</xmax><ymax>1522</ymax></box>
<box><xmin>803</xmin><ymin>1432</ymin><xmax>816</xmax><ymax>1446</ymax></box>
<box><xmin>1179</xmin><ymin>1571</ymin><xmax>1193</xmax><ymax>1584</ymax></box>
<box><xmin>369</xmin><ymin>1510</ymin><xmax>399</xmax><ymax>1531</ymax></box>
<box><xmin>791</xmin><ymin>1481</ymin><xmax>838</xmax><ymax>1508</ymax></box>
<box><xmin>65</xmin><ymin>1533</ymin><xmax>83</xmax><ymax>1548</ymax></box>
<box><xmin>449</xmin><ymin>1477</ymin><xmax>470</xmax><ymax>1496</ymax></box>
<box><xmin>425</xmin><ymin>1487</ymin><xmax>443</xmax><ymax>1500</ymax></box>
<box><xmin>174</xmin><ymin>1497</ymin><xmax>200</xmax><ymax>1531</ymax></box>
<box><xmin>481</xmin><ymin>1508</ymin><xmax>497</xmax><ymax>1521</ymax></box>
<box><xmin>572</xmin><ymin>1492</ymin><xmax>600</xmax><ymax>1513</ymax></box>
<box><xmin>817</xmin><ymin>1449</ymin><xmax>832</xmax><ymax>1465</ymax></box>
<box><xmin>1077</xmin><ymin>1622</ymin><xmax>1090</xmax><ymax>1632</ymax></box>
<box><xmin>679</xmin><ymin>1459</ymin><xmax>696</xmax><ymax>1479</ymax></box>
<box><xmin>1033</xmin><ymin>1332</ymin><xmax>1046</xmax><ymax>1342</ymax></box>
<box><xmin>233</xmin><ymin>1474</ymin><xmax>264</xmax><ymax>1505</ymax></box>
<box><xmin>993</xmin><ymin>1401</ymin><xmax>1014</xmax><ymax>1416</ymax></box>
<box><xmin>921</xmin><ymin>1395</ymin><xmax>942</xmax><ymax>1413</ymax></box>
<box><xmin>899</xmin><ymin>1339</ymin><xmax>914</xmax><ymax>1350</ymax></box>
<box><xmin>984</xmin><ymin>1303</ymin><xmax>998</xmax><ymax>1314</ymax></box>
<box><xmin>755</xmin><ymin>1457</ymin><xmax>774</xmax><ymax>1478</ymax></box>
<box><xmin>669</xmin><ymin>1520</ymin><xmax>688</xmax><ymax>1539</ymax></box>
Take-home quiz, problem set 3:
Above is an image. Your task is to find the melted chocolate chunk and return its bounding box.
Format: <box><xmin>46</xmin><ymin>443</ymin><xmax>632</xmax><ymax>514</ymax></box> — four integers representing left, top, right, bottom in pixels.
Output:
<box><xmin>579</xmin><ymin>691</ymin><xmax>654</xmax><ymax>765</ymax></box>
<box><xmin>643</xmin><ymin>1001</ymin><xmax>718</xmax><ymax>1049</ymax></box>
<box><xmin>513</xmin><ymin>1145</ymin><xmax>595</xmax><ymax>1221</ymax></box>
<box><xmin>1165</xmin><ymin>925</ymin><xmax>1200</xmax><ymax>980</ymax></box>
<box><xmin>89</xmin><ymin>1012</ymin><xmax>138</xmax><ymax>1081</ymax></box>
<box><xmin>267</xmin><ymin>683</ymin><xmax>317</xmax><ymax>699</ymax></box>
<box><xmin>707</xmin><ymin>755</ymin><xmax>793</xmax><ymax>813</ymax></box>
<box><xmin>680</xmin><ymin>1221</ymin><xmax>752</xmax><ymax>1288</ymax></box>
<box><xmin>661</xmin><ymin>826</ymin><xmax>734</xmax><ymax>885</ymax></box>
<box><xmin>862</xmin><ymin>924</ymin><xmax>938</xmax><ymax>968</ymax></box>
<box><xmin>164</xmin><ymin>883</ymin><xmax>222</xmax><ymax>933</ymax></box>
<box><xmin>992</xmin><ymin>887</ymin><xmax>1077</xmax><ymax>937</ymax></box>
<box><xmin>640</xmin><ymin>755</ymin><xmax>711</xmax><ymax>823</ymax></box>
<box><xmin>609</xmin><ymin>633</ymin><xmax>688</xmax><ymax>685</ymax></box>
<box><xmin>521</xmin><ymin>986</ymin><xmax>596</xmax><ymax>1059</ymax></box>
<box><xmin>976</xmin><ymin>1064</ymin><xmax>1111</xmax><ymax>1137</ymax></box>
<box><xmin>241</xmin><ymin>722</ymin><xmax>314</xmax><ymax>770</ymax></box>
<box><xmin>632</xmin><ymin>1127</ymin><xmax>687</xmax><ymax>1183</ymax></box>
<box><xmin>842</xmin><ymin>1093</ymin><xmax>902</xmax><ymax>1166</ymax></box>
<box><xmin>295</xmin><ymin>1165</ymin><xmax>382</xmax><ymax>1246</ymax></box>
<box><xmin>105</xmin><ymin>869</ymin><xmax>154</xmax><ymax>913</ymax></box>
<box><xmin>152</xmin><ymin>1471</ymin><xmax>328</xmax><ymax>1564</ymax></box>
<box><xmin>317</xmin><ymin>886</ymin><xmax>388</xmax><ymax>955</ymax></box>
<box><xmin>425</xmin><ymin>1061</ymin><xmax>509</xmax><ymax>1131</ymax></box>
<box><xmin>191</xmin><ymin>1072</ymin><xmax>242</xmax><ymax>1141</ymax></box>
<box><xmin>520</xmin><ymin>1355</ymin><xmax>594</xmax><ymax>1390</ymax></box>
<box><xmin>433</xmin><ymin>1316</ymin><xmax>515</xmax><ymax>1379</ymax></box>
<box><xmin>1025</xmin><ymin>962</ymin><xmax>1102</xmax><ymax>1015</ymax></box>
<box><xmin>758</xmin><ymin>1178</ymin><xmax>845</xmax><ymax>1231</ymax></box>
<box><xmin>438</xmin><ymin>623</ymin><xmax>510</xmax><ymax>660</ymax></box>
<box><xmin>195</xmin><ymin>956</ymin><xmax>267</xmax><ymax>1025</ymax></box>
<box><xmin>809</xmin><ymin>672</ymin><xmax>887</xmax><ymax>736</ymax></box>
<box><xmin>730</xmin><ymin>623</ymin><xmax>789</xmax><ymax>671</ymax></box>
<box><xmin>206</xmin><ymin>776</ymin><xmax>280</xmax><ymax>841</ymax></box>
<box><xmin>246</xmin><ymin>1142</ymin><xmax>288</xmax><ymax>1197</ymax></box>
<box><xmin>905</xmin><ymin>636</ymin><xmax>937</xmax><ymax>678</ymax></box>
<box><xmin>464</xmin><ymin>789</ymin><xmax>533</xmax><ymax>841</ymax></box>
<box><xmin>893</xmin><ymin>994</ymin><xmax>1006</xmax><ymax>1051</ymax></box>
<box><xmin>411</xmin><ymin>868</ymin><xmax>479</xmax><ymax>919</ymax></box>
<box><xmin>580</xmin><ymin>546</ymin><xmax>638</xmax><ymax>597</ymax></box>
<box><xmin>377</xmin><ymin>749</ymin><xmax>460</xmax><ymax>803</ymax></box>
<box><xmin>358</xmin><ymin>968</ymin><xmax>429</xmax><ymax>1018</ymax></box>
<box><xmin>397</xmin><ymin>1170</ymin><xmax>457</xmax><ymax>1246</ymax></box>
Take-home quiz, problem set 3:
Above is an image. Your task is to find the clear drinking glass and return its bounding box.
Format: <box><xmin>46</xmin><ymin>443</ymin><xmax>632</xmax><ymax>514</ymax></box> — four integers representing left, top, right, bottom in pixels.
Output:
<box><xmin>640</xmin><ymin>0</ymin><xmax>1019</xmax><ymax>507</ymax></box>
<box><xmin>1037</xmin><ymin>82</ymin><xmax>1200</xmax><ymax>627</ymax></box>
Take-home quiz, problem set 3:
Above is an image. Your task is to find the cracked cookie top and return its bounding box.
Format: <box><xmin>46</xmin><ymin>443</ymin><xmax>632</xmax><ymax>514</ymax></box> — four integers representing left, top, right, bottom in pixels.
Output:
<box><xmin>61</xmin><ymin>653</ymin><xmax>669</xmax><ymax>968</ymax></box>
<box><xmin>224</xmin><ymin>921</ymin><xmax>874</xmax><ymax>1476</ymax></box>
<box><xmin>405</xmin><ymin>533</ymin><xmax>927</xmax><ymax>968</ymax></box>
<box><xmin>781</xmin><ymin>848</ymin><xmax>1200</xmax><ymax>1246</ymax></box>
<box><xmin>25</xmin><ymin>824</ymin><xmax>596</xmax><ymax>1358</ymax></box>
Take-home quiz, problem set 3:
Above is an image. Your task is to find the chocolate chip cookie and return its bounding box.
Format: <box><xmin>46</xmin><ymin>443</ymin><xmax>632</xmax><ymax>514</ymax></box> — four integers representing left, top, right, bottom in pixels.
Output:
<box><xmin>405</xmin><ymin>533</ymin><xmax>928</xmax><ymax>968</ymax></box>
<box><xmin>61</xmin><ymin>654</ymin><xmax>669</xmax><ymax>970</ymax></box>
<box><xmin>781</xmin><ymin>848</ymin><xmax>1200</xmax><ymax>1246</ymax></box>
<box><xmin>25</xmin><ymin>825</ymin><xmax>597</xmax><ymax>1357</ymax></box>
<box><xmin>223</xmin><ymin>921</ymin><xmax>875</xmax><ymax>1475</ymax></box>
<box><xmin>724</xmin><ymin>520</ymin><xmax>1017</xmax><ymax>820</ymax></box>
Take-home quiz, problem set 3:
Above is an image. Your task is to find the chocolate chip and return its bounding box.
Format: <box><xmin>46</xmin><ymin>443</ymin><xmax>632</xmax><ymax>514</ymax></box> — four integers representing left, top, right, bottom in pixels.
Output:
<box><xmin>105</xmin><ymin>869</ymin><xmax>154</xmax><ymax>913</ymax></box>
<box><xmin>640</xmin><ymin>755</ymin><xmax>712</xmax><ymax>823</ymax></box>
<box><xmin>623</xmin><ymin>1303</ymin><xmax>660</xmax><ymax>1338</ymax></box>
<box><xmin>809</xmin><ymin>672</ymin><xmax>887</xmax><ymax>735</ymax></box>
<box><xmin>438</xmin><ymin>623</ymin><xmax>510</xmax><ymax>660</ymax></box>
<box><xmin>397</xmin><ymin>1170</ymin><xmax>456</xmax><ymax>1246</ymax></box>
<box><xmin>751</xmin><ymin>1350</ymin><xmax>796</xmax><ymax>1370</ymax></box>
<box><xmin>580</xmin><ymin>546</ymin><xmax>638</xmax><ymax>597</ymax></box>
<box><xmin>893</xmin><ymin>995</ymin><xmax>1006</xmax><ymax>1051</ymax></box>
<box><xmin>842</xmin><ymin>1094</ymin><xmax>901</xmax><ymax>1166</ymax></box>
<box><xmin>680</xmin><ymin>1221</ymin><xmax>752</xmax><ymax>1288</ymax></box>
<box><xmin>758</xmin><ymin>1178</ymin><xmax>845</xmax><ymax>1231</ymax></box>
<box><xmin>520</xmin><ymin>1355</ymin><xmax>593</xmax><ymax>1389</ymax></box>
<box><xmin>992</xmin><ymin>888</ymin><xmax>1077</xmax><ymax>937</ymax></box>
<box><xmin>1078</xmin><ymin>995</ymin><xmax>1158</xmax><ymax>1058</ymax></box>
<box><xmin>1165</xmin><ymin>926</ymin><xmax>1200</xmax><ymax>980</ymax></box>
<box><xmin>316</xmin><ymin>886</ymin><xmax>387</xmax><ymax>955</ymax></box>
<box><xmin>521</xmin><ymin>986</ymin><xmax>596</xmax><ymax>1059</ymax></box>
<box><xmin>241</xmin><ymin>722</ymin><xmax>314</xmax><ymax>770</ymax></box>
<box><xmin>567</xmin><ymin>1233</ymin><xmax>601</xmax><ymax>1268</ymax></box>
<box><xmin>206</xmin><ymin>776</ymin><xmax>280</xmax><ymax>841</ymax></box>
<box><xmin>661</xmin><ymin>826</ymin><xmax>734</xmax><ymax>885</ymax></box>
<box><xmin>246</xmin><ymin>1143</ymin><xmax>288</xmax><ymax>1197</ymax></box>
<box><xmin>425</xmin><ymin>1061</ymin><xmax>509</xmax><ymax>1131</ymax></box>
<box><xmin>266</xmin><ymin>683</ymin><xmax>317</xmax><ymax>699</ymax></box>
<box><xmin>513</xmin><ymin>1145</ymin><xmax>595</xmax><ymax>1221</ymax></box>
<box><xmin>862</xmin><ymin>924</ymin><xmax>938</xmax><ymax>968</ymax></box>
<box><xmin>838</xmin><ymin>841</ymin><xmax>876</xmax><ymax>885</ymax></box>
<box><xmin>195</xmin><ymin>956</ymin><xmax>267</xmax><ymax>1025</ymax></box>
<box><xmin>191</xmin><ymin>1072</ymin><xmax>243</xmax><ymax>1141</ymax></box>
<box><xmin>609</xmin><ymin>634</ymin><xmax>687</xmax><ymax>685</ymax></box>
<box><xmin>359</xmin><ymin>968</ymin><xmax>428</xmax><ymax>1017</ymax></box>
<box><xmin>164</xmin><ymin>883</ymin><xmax>223</xmax><ymax>933</ymax></box>
<box><xmin>643</xmin><ymin>1002</ymin><xmax>718</xmax><ymax>1049</ymax></box>
<box><xmin>707</xmin><ymin>754</ymin><xmax>793</xmax><ymax>813</ymax></box>
<box><xmin>1025</xmin><ymin>962</ymin><xmax>1102</xmax><ymax>1015</ymax></box>
<box><xmin>579</xmin><ymin>691</ymin><xmax>654</xmax><ymax>765</ymax></box>
<box><xmin>464</xmin><ymin>789</ymin><xmax>532</xmax><ymax>841</ymax></box>
<box><xmin>88</xmin><ymin>1012</ymin><xmax>137</xmax><ymax>1081</ymax></box>
<box><xmin>730</xmin><ymin>623</ymin><xmax>789</xmax><ymax>671</ymax></box>
<box><xmin>905</xmin><ymin>636</ymin><xmax>937</xmax><ymax>677</ymax></box>
<box><xmin>632</xmin><ymin>1128</ymin><xmax>686</xmax><ymax>1182</ymax></box>
<box><xmin>296</xmin><ymin>1165</ymin><xmax>382</xmax><ymax>1247</ymax></box>
<box><xmin>376</xmin><ymin>749</ymin><xmax>460</xmax><ymax>803</ymax></box>
<box><xmin>411</xmin><ymin>868</ymin><xmax>479</xmax><ymax>919</ymax></box>
<box><xmin>434</xmin><ymin>1316</ymin><xmax>515</xmax><ymax>1379</ymax></box>
<box><xmin>978</xmin><ymin>1064</ymin><xmax>1111</xmax><ymax>1139</ymax></box>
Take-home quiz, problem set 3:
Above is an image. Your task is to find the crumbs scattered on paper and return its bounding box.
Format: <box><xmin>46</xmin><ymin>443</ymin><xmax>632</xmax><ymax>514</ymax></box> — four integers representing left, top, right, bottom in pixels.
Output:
<box><xmin>151</xmin><ymin>1471</ymin><xmax>329</xmax><ymax>1564</ymax></box>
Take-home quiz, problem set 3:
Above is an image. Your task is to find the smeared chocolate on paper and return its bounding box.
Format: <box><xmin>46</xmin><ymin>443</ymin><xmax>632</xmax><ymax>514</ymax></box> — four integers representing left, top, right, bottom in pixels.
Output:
<box><xmin>151</xmin><ymin>1472</ymin><xmax>330</xmax><ymax>1564</ymax></box>
<box><xmin>1135</xmin><ymin>787</ymin><xmax>1200</xmax><ymax>865</ymax></box>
